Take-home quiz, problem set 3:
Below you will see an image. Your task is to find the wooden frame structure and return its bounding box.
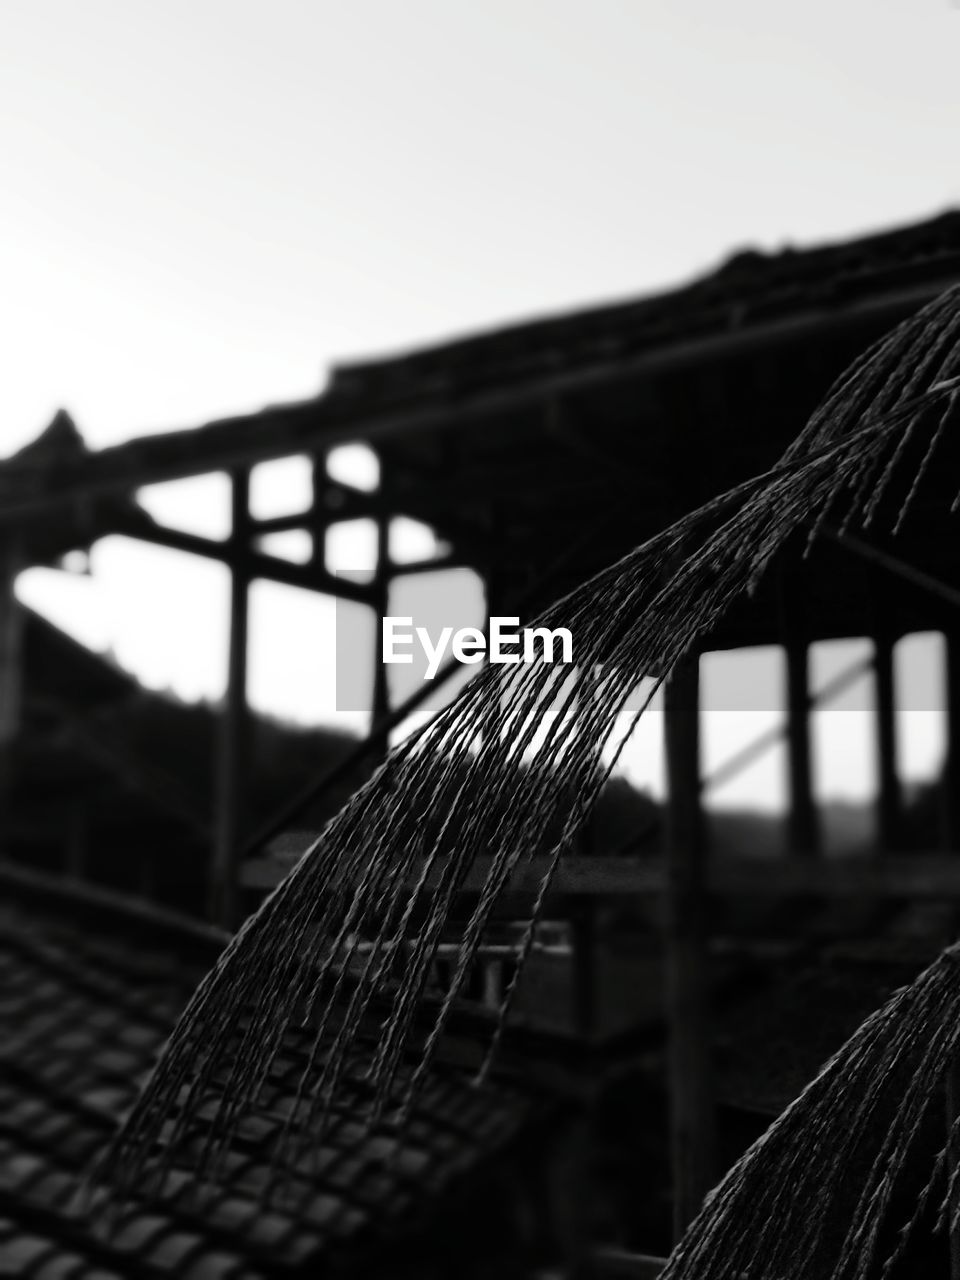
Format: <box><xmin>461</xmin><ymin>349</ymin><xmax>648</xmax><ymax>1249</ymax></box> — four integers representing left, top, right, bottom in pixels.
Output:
<box><xmin>4</xmin><ymin>211</ymin><xmax>960</xmax><ymax>1269</ymax></box>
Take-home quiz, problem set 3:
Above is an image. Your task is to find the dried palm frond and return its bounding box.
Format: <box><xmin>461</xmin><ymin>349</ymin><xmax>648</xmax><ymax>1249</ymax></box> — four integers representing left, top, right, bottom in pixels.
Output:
<box><xmin>96</xmin><ymin>285</ymin><xmax>960</xmax><ymax>1237</ymax></box>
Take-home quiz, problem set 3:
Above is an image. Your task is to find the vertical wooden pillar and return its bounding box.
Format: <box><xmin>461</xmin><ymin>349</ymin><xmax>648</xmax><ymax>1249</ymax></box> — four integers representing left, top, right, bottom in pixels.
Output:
<box><xmin>874</xmin><ymin>635</ymin><xmax>901</xmax><ymax>853</ymax></box>
<box><xmin>371</xmin><ymin>506</ymin><xmax>390</xmax><ymax>728</ymax></box>
<box><xmin>941</xmin><ymin>634</ymin><xmax>960</xmax><ymax>1280</ymax></box>
<box><xmin>785</xmin><ymin>641</ymin><xmax>820</xmax><ymax>858</ymax></box>
<box><xmin>941</xmin><ymin>630</ymin><xmax>960</xmax><ymax>854</ymax></box>
<box><xmin>663</xmin><ymin>655</ymin><xmax>714</xmax><ymax>1239</ymax></box>
<box><xmin>571</xmin><ymin>802</ymin><xmax>598</xmax><ymax>1042</ymax></box>
<box><xmin>211</xmin><ymin>468</ymin><xmax>251</xmax><ymax>928</ymax></box>
<box><xmin>310</xmin><ymin>452</ymin><xmax>329</xmax><ymax>573</ymax></box>
<box><xmin>571</xmin><ymin>896</ymin><xmax>598</xmax><ymax>1041</ymax></box>
<box><xmin>0</xmin><ymin>536</ymin><xmax>23</xmax><ymax>857</ymax></box>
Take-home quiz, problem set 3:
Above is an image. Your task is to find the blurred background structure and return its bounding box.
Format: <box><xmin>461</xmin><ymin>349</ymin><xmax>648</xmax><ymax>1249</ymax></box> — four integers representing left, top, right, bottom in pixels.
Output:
<box><xmin>4</xmin><ymin>211</ymin><xmax>960</xmax><ymax>1276</ymax></box>
<box><xmin>4</xmin><ymin>1</ymin><xmax>960</xmax><ymax>1274</ymax></box>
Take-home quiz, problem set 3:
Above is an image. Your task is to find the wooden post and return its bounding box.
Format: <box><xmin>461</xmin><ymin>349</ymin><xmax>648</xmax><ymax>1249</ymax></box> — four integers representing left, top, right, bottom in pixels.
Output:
<box><xmin>310</xmin><ymin>452</ymin><xmax>328</xmax><ymax>572</ymax></box>
<box><xmin>874</xmin><ymin>635</ymin><xmax>901</xmax><ymax>853</ymax></box>
<box><xmin>941</xmin><ymin>630</ymin><xmax>960</xmax><ymax>854</ymax></box>
<box><xmin>571</xmin><ymin>896</ymin><xmax>598</xmax><ymax>1041</ymax></box>
<box><xmin>0</xmin><ymin>536</ymin><xmax>23</xmax><ymax>857</ymax></box>
<box><xmin>210</xmin><ymin>468</ymin><xmax>251</xmax><ymax>928</ymax></box>
<box><xmin>371</xmin><ymin>507</ymin><xmax>390</xmax><ymax>728</ymax></box>
<box><xmin>943</xmin><ymin>631</ymin><xmax>960</xmax><ymax>1280</ymax></box>
<box><xmin>571</xmin><ymin>810</ymin><xmax>599</xmax><ymax>1042</ymax></box>
<box><xmin>663</xmin><ymin>655</ymin><xmax>714</xmax><ymax>1239</ymax></box>
<box><xmin>785</xmin><ymin>641</ymin><xmax>820</xmax><ymax>858</ymax></box>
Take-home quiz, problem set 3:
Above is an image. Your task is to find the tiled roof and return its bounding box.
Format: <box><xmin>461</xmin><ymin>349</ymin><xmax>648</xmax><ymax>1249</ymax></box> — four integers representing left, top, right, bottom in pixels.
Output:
<box><xmin>0</xmin><ymin>889</ymin><xmax>547</xmax><ymax>1280</ymax></box>
<box><xmin>328</xmin><ymin>210</ymin><xmax>960</xmax><ymax>406</ymax></box>
<box><xmin>3</xmin><ymin>211</ymin><xmax>959</xmax><ymax>533</ymax></box>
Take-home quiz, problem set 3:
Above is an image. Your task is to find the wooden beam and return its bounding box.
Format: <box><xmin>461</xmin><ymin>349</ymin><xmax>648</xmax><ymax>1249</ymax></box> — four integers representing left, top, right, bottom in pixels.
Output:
<box><xmin>874</xmin><ymin>635</ymin><xmax>901</xmax><ymax>853</ymax></box>
<box><xmin>571</xmin><ymin>896</ymin><xmax>598</xmax><ymax>1041</ymax></box>
<box><xmin>0</xmin><ymin>538</ymin><xmax>22</xmax><ymax>748</ymax></box>
<box><xmin>371</xmin><ymin>471</ymin><xmax>390</xmax><ymax>730</ymax></box>
<box><xmin>239</xmin><ymin>526</ymin><xmax>600</xmax><ymax>862</ymax></box>
<box><xmin>663</xmin><ymin>656</ymin><xmax>714</xmax><ymax>1239</ymax></box>
<box><xmin>0</xmin><ymin>537</ymin><xmax>22</xmax><ymax>855</ymax></box>
<box><xmin>249</xmin><ymin>479</ymin><xmax>486</xmax><ymax>562</ymax></box>
<box><xmin>113</xmin><ymin>512</ymin><xmax>374</xmax><ymax>605</ymax></box>
<box><xmin>210</xmin><ymin>468</ymin><xmax>251</xmax><ymax>928</ymax></box>
<box><xmin>591</xmin><ymin>1248</ymin><xmax>667</xmax><ymax>1279</ymax></box>
<box><xmin>237</xmin><ymin>628</ymin><xmax>477</xmax><ymax>862</ymax></box>
<box><xmin>828</xmin><ymin>528</ymin><xmax>960</xmax><ymax>613</ymax></box>
<box><xmin>243</xmin><ymin>850</ymin><xmax>960</xmax><ymax>898</ymax></box>
<box><xmin>785</xmin><ymin>641</ymin><xmax>820</xmax><ymax>857</ymax></box>
<box><xmin>310</xmin><ymin>453</ymin><xmax>329</xmax><ymax>572</ymax></box>
<box><xmin>0</xmin><ymin>857</ymin><xmax>230</xmax><ymax>950</ymax></box>
<box><xmin>0</xmin><ymin>280</ymin><xmax>949</xmax><ymax>523</ymax></box>
<box><xmin>390</xmin><ymin>553</ymin><xmax>464</xmax><ymax>576</ymax></box>
<box><xmin>250</xmin><ymin>511</ymin><xmax>312</xmax><ymax>534</ymax></box>
<box><xmin>942</xmin><ymin>630</ymin><xmax>960</xmax><ymax>853</ymax></box>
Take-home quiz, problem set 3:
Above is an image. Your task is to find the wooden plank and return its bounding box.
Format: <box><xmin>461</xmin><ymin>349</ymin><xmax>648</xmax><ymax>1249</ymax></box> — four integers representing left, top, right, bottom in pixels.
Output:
<box><xmin>243</xmin><ymin>850</ymin><xmax>960</xmax><ymax>898</ymax></box>
<box><xmin>591</xmin><ymin>1247</ymin><xmax>667</xmax><ymax>1279</ymax></box>
<box><xmin>210</xmin><ymin>469</ymin><xmax>251</xmax><ymax>928</ymax></box>
<box><xmin>663</xmin><ymin>657</ymin><xmax>714</xmax><ymax>1238</ymax></box>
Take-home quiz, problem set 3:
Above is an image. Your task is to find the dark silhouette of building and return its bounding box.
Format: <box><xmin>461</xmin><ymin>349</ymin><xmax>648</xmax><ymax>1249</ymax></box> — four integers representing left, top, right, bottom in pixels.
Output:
<box><xmin>4</xmin><ymin>210</ymin><xmax>960</xmax><ymax>1275</ymax></box>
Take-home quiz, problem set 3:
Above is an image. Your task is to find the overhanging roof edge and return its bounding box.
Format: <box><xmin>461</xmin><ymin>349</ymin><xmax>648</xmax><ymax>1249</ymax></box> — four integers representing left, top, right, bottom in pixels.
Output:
<box><xmin>0</xmin><ymin>278</ymin><xmax>952</xmax><ymax>526</ymax></box>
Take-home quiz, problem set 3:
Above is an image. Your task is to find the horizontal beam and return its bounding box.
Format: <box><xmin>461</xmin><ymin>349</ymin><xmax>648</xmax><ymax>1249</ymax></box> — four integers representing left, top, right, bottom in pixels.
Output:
<box><xmin>828</xmin><ymin>528</ymin><xmax>960</xmax><ymax>612</ymax></box>
<box><xmin>251</xmin><ymin>479</ymin><xmax>392</xmax><ymax>532</ymax></box>
<box><xmin>243</xmin><ymin>850</ymin><xmax>960</xmax><ymax>898</ymax></box>
<box><xmin>592</xmin><ymin>1248</ymin><xmax>667</xmax><ymax>1279</ymax></box>
<box><xmin>391</xmin><ymin>553</ymin><xmax>465</xmax><ymax>576</ymax></box>
<box><xmin>0</xmin><ymin>857</ymin><xmax>230</xmax><ymax>950</ymax></box>
<box><xmin>250</xmin><ymin>511</ymin><xmax>313</xmax><ymax>534</ymax></box>
<box><xmin>0</xmin><ymin>281</ymin><xmax>949</xmax><ymax>523</ymax></box>
<box><xmin>112</xmin><ymin>515</ymin><xmax>375</xmax><ymax>604</ymax></box>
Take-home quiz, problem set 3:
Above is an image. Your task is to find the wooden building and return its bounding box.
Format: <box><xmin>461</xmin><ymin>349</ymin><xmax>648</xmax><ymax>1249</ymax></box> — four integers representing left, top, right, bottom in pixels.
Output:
<box><xmin>4</xmin><ymin>209</ymin><xmax>960</xmax><ymax>1275</ymax></box>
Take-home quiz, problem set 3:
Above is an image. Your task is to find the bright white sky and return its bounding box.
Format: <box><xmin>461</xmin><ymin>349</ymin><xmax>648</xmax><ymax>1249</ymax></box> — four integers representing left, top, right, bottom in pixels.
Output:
<box><xmin>2</xmin><ymin>0</ymin><xmax>959</xmax><ymax>812</ymax></box>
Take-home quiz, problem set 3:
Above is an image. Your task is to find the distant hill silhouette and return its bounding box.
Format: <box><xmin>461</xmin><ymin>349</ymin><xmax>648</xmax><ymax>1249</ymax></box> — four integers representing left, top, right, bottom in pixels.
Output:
<box><xmin>10</xmin><ymin>604</ymin><xmax>364</xmax><ymax>913</ymax></box>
